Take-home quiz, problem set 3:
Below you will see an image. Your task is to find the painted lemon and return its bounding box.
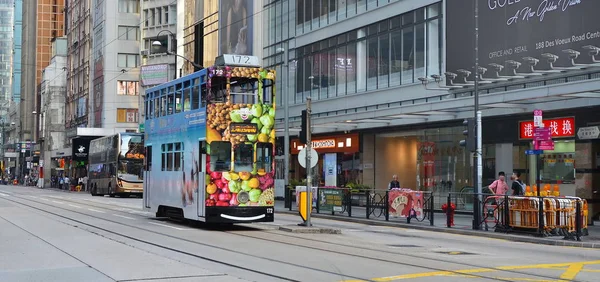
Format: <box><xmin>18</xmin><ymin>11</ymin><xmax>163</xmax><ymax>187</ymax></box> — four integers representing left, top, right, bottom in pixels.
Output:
<box><xmin>207</xmin><ymin>128</ymin><xmax>222</xmax><ymax>144</ymax></box>
<box><xmin>258</xmin><ymin>133</ymin><xmax>269</xmax><ymax>143</ymax></box>
<box><xmin>229</xmin><ymin>172</ymin><xmax>240</xmax><ymax>181</ymax></box>
<box><xmin>270</xmin><ymin>129</ymin><xmax>275</xmax><ymax>139</ymax></box>
<box><xmin>248</xmin><ymin>178</ymin><xmax>260</xmax><ymax>189</ymax></box>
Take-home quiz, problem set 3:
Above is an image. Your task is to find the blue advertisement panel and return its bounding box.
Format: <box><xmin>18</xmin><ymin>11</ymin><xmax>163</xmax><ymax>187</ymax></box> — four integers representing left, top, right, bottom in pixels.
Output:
<box><xmin>145</xmin><ymin>108</ymin><xmax>207</xmax><ymax>213</ymax></box>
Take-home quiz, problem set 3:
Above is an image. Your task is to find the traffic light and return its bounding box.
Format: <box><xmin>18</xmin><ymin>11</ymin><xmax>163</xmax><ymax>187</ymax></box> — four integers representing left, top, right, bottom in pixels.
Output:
<box><xmin>299</xmin><ymin>110</ymin><xmax>307</xmax><ymax>144</ymax></box>
<box><xmin>459</xmin><ymin>118</ymin><xmax>476</xmax><ymax>152</ymax></box>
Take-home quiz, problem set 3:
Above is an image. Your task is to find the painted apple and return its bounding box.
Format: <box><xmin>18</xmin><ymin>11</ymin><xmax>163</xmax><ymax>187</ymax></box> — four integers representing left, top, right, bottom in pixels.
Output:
<box><xmin>206</xmin><ymin>183</ymin><xmax>218</xmax><ymax>194</ymax></box>
<box><xmin>249</xmin><ymin>189</ymin><xmax>261</xmax><ymax>202</ymax></box>
<box><xmin>230</xmin><ymin>194</ymin><xmax>239</xmax><ymax>206</ymax></box>
<box><xmin>210</xmin><ymin>171</ymin><xmax>222</xmax><ymax>180</ymax></box>
<box><xmin>241</xmin><ymin>180</ymin><xmax>252</xmax><ymax>192</ymax></box>
<box><xmin>239</xmin><ymin>171</ymin><xmax>251</xmax><ymax>181</ymax></box>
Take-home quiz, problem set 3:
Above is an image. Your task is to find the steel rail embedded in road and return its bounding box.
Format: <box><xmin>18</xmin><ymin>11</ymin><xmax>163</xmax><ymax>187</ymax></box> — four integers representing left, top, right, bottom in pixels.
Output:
<box><xmin>0</xmin><ymin>192</ymin><xmax>374</xmax><ymax>282</ymax></box>
<box><xmin>1</xmin><ymin>190</ymin><xmax>588</xmax><ymax>282</ymax></box>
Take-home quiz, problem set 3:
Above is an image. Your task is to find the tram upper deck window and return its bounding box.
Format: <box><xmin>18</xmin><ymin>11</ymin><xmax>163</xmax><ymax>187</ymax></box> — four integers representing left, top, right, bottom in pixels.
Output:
<box><xmin>230</xmin><ymin>77</ymin><xmax>258</xmax><ymax>104</ymax></box>
<box><xmin>210</xmin><ymin>76</ymin><xmax>227</xmax><ymax>103</ymax></box>
<box><xmin>191</xmin><ymin>84</ymin><xmax>200</xmax><ymax>109</ymax></box>
<box><xmin>183</xmin><ymin>87</ymin><xmax>191</xmax><ymax>111</ymax></box>
<box><xmin>261</xmin><ymin>78</ymin><xmax>274</xmax><ymax>104</ymax></box>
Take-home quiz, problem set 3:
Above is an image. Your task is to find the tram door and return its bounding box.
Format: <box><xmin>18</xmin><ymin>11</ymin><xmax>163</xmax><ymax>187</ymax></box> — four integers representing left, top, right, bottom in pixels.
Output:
<box><xmin>197</xmin><ymin>140</ymin><xmax>207</xmax><ymax>217</ymax></box>
<box><xmin>144</xmin><ymin>146</ymin><xmax>152</xmax><ymax>209</ymax></box>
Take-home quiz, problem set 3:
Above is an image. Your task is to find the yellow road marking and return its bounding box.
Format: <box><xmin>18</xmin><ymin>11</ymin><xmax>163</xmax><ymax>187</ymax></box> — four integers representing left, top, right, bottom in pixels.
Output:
<box><xmin>489</xmin><ymin>278</ymin><xmax>560</xmax><ymax>282</ymax></box>
<box><xmin>560</xmin><ymin>263</ymin><xmax>584</xmax><ymax>280</ymax></box>
<box><xmin>340</xmin><ymin>260</ymin><xmax>600</xmax><ymax>282</ymax></box>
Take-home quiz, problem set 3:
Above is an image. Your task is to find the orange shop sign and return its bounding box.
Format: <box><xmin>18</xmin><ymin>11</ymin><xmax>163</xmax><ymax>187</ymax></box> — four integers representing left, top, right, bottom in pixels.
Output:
<box><xmin>292</xmin><ymin>133</ymin><xmax>360</xmax><ymax>154</ymax></box>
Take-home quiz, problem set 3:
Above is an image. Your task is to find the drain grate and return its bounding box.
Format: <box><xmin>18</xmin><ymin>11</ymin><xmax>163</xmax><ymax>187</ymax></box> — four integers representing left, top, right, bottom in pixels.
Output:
<box><xmin>436</xmin><ymin>251</ymin><xmax>476</xmax><ymax>255</ymax></box>
<box><xmin>388</xmin><ymin>244</ymin><xmax>421</xmax><ymax>248</ymax></box>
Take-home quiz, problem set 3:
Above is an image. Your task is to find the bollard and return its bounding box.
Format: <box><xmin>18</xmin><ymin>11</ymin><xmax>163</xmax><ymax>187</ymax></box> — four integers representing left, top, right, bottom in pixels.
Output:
<box><xmin>430</xmin><ymin>194</ymin><xmax>435</xmax><ymax>226</ymax></box>
<box><xmin>365</xmin><ymin>191</ymin><xmax>370</xmax><ymax>219</ymax></box>
<box><xmin>284</xmin><ymin>186</ymin><xmax>291</xmax><ymax>209</ymax></box>
<box><xmin>504</xmin><ymin>194</ymin><xmax>510</xmax><ymax>230</ymax></box>
<box><xmin>316</xmin><ymin>188</ymin><xmax>320</xmax><ymax>214</ymax></box>
<box><xmin>538</xmin><ymin>197</ymin><xmax>544</xmax><ymax>236</ymax></box>
<box><xmin>348</xmin><ymin>191</ymin><xmax>352</xmax><ymax>217</ymax></box>
<box><xmin>447</xmin><ymin>194</ymin><xmax>452</xmax><ymax>228</ymax></box>
<box><xmin>288</xmin><ymin>188</ymin><xmax>293</xmax><ymax>211</ymax></box>
<box><xmin>576</xmin><ymin>200</ymin><xmax>582</xmax><ymax>242</ymax></box>
<box><xmin>385</xmin><ymin>191</ymin><xmax>389</xmax><ymax>221</ymax></box>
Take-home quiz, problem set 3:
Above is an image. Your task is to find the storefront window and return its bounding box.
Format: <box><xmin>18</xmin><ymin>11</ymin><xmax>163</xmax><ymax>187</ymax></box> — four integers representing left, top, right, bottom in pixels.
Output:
<box><xmin>539</xmin><ymin>140</ymin><xmax>576</xmax><ymax>195</ymax></box>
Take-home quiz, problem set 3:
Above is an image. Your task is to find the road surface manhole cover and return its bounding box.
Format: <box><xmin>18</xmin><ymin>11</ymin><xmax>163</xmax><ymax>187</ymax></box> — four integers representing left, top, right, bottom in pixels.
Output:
<box><xmin>388</xmin><ymin>244</ymin><xmax>421</xmax><ymax>248</ymax></box>
<box><xmin>436</xmin><ymin>251</ymin><xmax>476</xmax><ymax>255</ymax></box>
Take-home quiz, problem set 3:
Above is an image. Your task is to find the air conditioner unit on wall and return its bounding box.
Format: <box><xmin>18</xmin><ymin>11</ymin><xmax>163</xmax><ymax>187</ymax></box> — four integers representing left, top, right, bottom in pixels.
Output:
<box><xmin>141</xmin><ymin>50</ymin><xmax>150</xmax><ymax>56</ymax></box>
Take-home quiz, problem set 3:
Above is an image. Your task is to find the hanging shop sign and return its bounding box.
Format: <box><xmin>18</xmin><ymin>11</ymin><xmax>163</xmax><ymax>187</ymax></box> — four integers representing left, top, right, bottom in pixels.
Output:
<box><xmin>291</xmin><ymin>133</ymin><xmax>360</xmax><ymax>154</ymax></box>
<box><xmin>519</xmin><ymin>117</ymin><xmax>575</xmax><ymax>139</ymax></box>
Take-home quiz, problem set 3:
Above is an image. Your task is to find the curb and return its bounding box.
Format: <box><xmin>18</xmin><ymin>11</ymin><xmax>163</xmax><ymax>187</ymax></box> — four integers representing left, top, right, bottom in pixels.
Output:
<box><xmin>276</xmin><ymin>210</ymin><xmax>600</xmax><ymax>249</ymax></box>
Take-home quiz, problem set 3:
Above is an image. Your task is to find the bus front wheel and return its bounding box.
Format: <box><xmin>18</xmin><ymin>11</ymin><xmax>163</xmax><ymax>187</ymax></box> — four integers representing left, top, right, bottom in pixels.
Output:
<box><xmin>108</xmin><ymin>184</ymin><xmax>115</xmax><ymax>197</ymax></box>
<box><xmin>91</xmin><ymin>184</ymin><xmax>99</xmax><ymax>196</ymax></box>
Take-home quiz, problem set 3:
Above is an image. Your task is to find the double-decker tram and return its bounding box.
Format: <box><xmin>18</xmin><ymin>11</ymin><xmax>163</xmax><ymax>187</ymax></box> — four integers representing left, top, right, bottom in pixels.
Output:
<box><xmin>88</xmin><ymin>132</ymin><xmax>145</xmax><ymax>197</ymax></box>
<box><xmin>143</xmin><ymin>55</ymin><xmax>276</xmax><ymax>223</ymax></box>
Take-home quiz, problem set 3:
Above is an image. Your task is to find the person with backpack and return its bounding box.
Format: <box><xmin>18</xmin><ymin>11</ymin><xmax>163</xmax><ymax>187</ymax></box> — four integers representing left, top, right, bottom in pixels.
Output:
<box><xmin>511</xmin><ymin>171</ymin><xmax>526</xmax><ymax>196</ymax></box>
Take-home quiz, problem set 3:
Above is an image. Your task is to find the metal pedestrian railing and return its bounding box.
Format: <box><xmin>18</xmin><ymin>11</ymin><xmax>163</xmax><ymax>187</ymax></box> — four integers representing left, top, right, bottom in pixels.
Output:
<box><xmin>285</xmin><ymin>187</ymin><xmax>434</xmax><ymax>226</ymax></box>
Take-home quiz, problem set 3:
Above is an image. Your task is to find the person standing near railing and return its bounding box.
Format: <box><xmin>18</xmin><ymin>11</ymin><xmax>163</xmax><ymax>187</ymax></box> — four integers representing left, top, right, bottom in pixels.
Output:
<box><xmin>388</xmin><ymin>175</ymin><xmax>400</xmax><ymax>190</ymax></box>
<box><xmin>510</xmin><ymin>171</ymin><xmax>525</xmax><ymax>196</ymax></box>
<box><xmin>489</xmin><ymin>172</ymin><xmax>509</xmax><ymax>202</ymax></box>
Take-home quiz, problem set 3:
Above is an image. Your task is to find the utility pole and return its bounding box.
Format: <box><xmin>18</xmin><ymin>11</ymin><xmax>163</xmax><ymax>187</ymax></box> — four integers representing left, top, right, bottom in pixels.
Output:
<box><xmin>304</xmin><ymin>97</ymin><xmax>313</xmax><ymax>227</ymax></box>
<box><xmin>282</xmin><ymin>45</ymin><xmax>290</xmax><ymax>201</ymax></box>
<box><xmin>473</xmin><ymin>0</ymin><xmax>483</xmax><ymax>230</ymax></box>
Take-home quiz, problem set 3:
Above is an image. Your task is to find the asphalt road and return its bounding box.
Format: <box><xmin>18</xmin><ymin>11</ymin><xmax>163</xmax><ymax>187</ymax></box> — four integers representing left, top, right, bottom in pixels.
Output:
<box><xmin>0</xmin><ymin>185</ymin><xmax>598</xmax><ymax>282</ymax></box>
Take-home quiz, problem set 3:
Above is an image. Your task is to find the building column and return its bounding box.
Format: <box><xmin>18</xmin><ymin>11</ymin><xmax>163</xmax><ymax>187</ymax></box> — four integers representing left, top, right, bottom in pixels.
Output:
<box><xmin>356</xmin><ymin>28</ymin><xmax>367</xmax><ymax>92</ymax></box>
<box><xmin>495</xmin><ymin>143</ymin><xmax>513</xmax><ymax>181</ymax></box>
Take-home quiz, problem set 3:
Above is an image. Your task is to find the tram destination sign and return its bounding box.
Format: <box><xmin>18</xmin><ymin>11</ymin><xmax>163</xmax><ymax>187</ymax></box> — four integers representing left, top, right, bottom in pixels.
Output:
<box><xmin>229</xmin><ymin>123</ymin><xmax>258</xmax><ymax>134</ymax></box>
<box><xmin>446</xmin><ymin>1</ymin><xmax>600</xmax><ymax>79</ymax></box>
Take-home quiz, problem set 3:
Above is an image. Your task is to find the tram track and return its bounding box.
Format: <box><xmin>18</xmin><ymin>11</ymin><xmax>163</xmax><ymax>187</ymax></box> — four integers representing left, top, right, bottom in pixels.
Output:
<box><xmin>0</xmin><ymin>190</ymin><xmax>585</xmax><ymax>282</ymax></box>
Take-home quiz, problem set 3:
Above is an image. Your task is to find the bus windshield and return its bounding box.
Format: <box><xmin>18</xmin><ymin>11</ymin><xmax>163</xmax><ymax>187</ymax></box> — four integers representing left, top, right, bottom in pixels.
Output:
<box><xmin>119</xmin><ymin>134</ymin><xmax>145</xmax><ymax>181</ymax></box>
<box><xmin>118</xmin><ymin>159</ymin><xmax>144</xmax><ymax>181</ymax></box>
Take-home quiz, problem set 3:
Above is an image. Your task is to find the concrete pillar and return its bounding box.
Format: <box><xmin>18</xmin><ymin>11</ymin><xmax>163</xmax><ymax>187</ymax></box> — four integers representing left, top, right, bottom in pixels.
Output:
<box><xmin>495</xmin><ymin>143</ymin><xmax>513</xmax><ymax>180</ymax></box>
<box><xmin>356</xmin><ymin>28</ymin><xmax>366</xmax><ymax>92</ymax></box>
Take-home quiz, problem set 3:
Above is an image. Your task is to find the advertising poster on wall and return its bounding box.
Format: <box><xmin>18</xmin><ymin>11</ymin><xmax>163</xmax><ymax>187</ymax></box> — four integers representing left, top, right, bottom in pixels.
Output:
<box><xmin>446</xmin><ymin>1</ymin><xmax>600</xmax><ymax>78</ymax></box>
<box><xmin>218</xmin><ymin>0</ymin><xmax>253</xmax><ymax>56</ymax></box>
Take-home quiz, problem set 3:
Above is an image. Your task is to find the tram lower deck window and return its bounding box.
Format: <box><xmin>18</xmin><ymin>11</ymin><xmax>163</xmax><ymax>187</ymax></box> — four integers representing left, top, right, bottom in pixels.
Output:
<box><xmin>210</xmin><ymin>141</ymin><xmax>231</xmax><ymax>172</ymax></box>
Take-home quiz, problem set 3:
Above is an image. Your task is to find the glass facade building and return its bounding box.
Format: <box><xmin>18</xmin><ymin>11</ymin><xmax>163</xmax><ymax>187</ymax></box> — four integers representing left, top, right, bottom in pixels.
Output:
<box><xmin>263</xmin><ymin>1</ymin><xmax>442</xmax><ymax>107</ymax></box>
<box><xmin>12</xmin><ymin>0</ymin><xmax>21</xmax><ymax>103</ymax></box>
<box><xmin>0</xmin><ymin>0</ymin><xmax>14</xmax><ymax>103</ymax></box>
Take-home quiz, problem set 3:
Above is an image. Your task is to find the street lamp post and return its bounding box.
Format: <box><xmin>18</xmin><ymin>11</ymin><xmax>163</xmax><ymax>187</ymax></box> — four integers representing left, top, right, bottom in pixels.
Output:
<box><xmin>276</xmin><ymin>45</ymin><xmax>290</xmax><ymax>199</ymax></box>
<box><xmin>151</xmin><ymin>30</ymin><xmax>204</xmax><ymax>79</ymax></box>
<box><xmin>473</xmin><ymin>0</ymin><xmax>484</xmax><ymax>230</ymax></box>
<box><xmin>152</xmin><ymin>30</ymin><xmax>177</xmax><ymax>80</ymax></box>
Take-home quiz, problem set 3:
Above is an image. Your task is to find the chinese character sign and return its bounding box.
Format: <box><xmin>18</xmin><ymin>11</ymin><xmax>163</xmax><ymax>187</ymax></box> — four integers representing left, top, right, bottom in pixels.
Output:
<box><xmin>520</xmin><ymin>117</ymin><xmax>575</xmax><ymax>139</ymax></box>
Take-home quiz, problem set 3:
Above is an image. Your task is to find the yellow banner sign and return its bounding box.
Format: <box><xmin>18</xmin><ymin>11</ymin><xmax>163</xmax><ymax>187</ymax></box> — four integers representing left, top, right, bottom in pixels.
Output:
<box><xmin>230</xmin><ymin>123</ymin><xmax>258</xmax><ymax>134</ymax></box>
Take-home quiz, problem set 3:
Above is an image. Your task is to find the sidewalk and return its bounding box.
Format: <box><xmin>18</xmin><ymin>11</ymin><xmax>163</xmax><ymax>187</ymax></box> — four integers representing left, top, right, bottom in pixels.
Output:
<box><xmin>275</xmin><ymin>200</ymin><xmax>600</xmax><ymax>249</ymax></box>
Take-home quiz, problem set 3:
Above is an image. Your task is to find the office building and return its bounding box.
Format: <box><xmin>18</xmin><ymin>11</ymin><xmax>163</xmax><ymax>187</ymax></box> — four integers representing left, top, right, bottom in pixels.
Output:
<box><xmin>263</xmin><ymin>1</ymin><xmax>600</xmax><ymax>219</ymax></box>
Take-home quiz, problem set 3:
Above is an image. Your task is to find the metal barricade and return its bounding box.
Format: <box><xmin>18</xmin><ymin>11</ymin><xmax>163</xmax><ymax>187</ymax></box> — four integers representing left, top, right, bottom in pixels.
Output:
<box><xmin>508</xmin><ymin>197</ymin><xmax>540</xmax><ymax>231</ymax></box>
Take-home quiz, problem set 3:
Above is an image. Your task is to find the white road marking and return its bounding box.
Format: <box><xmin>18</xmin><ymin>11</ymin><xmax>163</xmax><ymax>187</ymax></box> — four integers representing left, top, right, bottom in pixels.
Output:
<box><xmin>39</xmin><ymin>198</ymin><xmax>51</xmax><ymax>201</ymax></box>
<box><xmin>128</xmin><ymin>210</ymin><xmax>150</xmax><ymax>215</ymax></box>
<box><xmin>148</xmin><ymin>222</ymin><xmax>189</xmax><ymax>231</ymax></box>
<box><xmin>48</xmin><ymin>195</ymin><xmax>65</xmax><ymax>199</ymax></box>
<box><xmin>52</xmin><ymin>200</ymin><xmax>65</xmax><ymax>204</ymax></box>
<box><xmin>87</xmin><ymin>208</ymin><xmax>106</xmax><ymax>214</ymax></box>
<box><xmin>28</xmin><ymin>195</ymin><xmax>39</xmax><ymax>199</ymax></box>
<box><xmin>68</xmin><ymin>204</ymin><xmax>82</xmax><ymax>209</ymax></box>
<box><xmin>112</xmin><ymin>214</ymin><xmax>135</xmax><ymax>220</ymax></box>
<box><xmin>0</xmin><ymin>192</ymin><xmax>9</xmax><ymax>197</ymax></box>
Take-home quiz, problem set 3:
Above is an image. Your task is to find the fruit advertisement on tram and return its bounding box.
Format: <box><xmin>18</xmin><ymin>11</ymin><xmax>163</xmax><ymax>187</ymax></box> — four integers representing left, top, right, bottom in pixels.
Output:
<box><xmin>143</xmin><ymin>54</ymin><xmax>275</xmax><ymax>223</ymax></box>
